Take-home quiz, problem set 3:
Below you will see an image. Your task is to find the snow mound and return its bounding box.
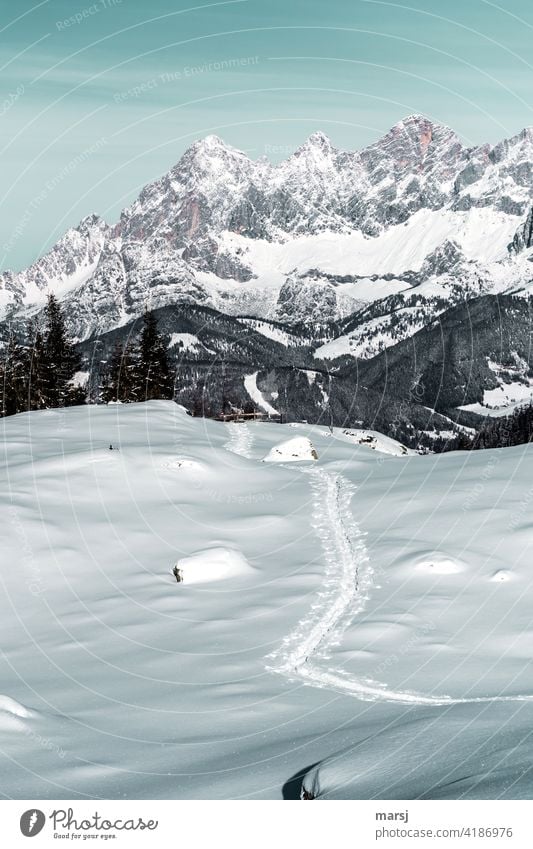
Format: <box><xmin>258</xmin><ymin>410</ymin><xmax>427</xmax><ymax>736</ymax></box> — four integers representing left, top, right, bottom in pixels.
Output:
<box><xmin>491</xmin><ymin>569</ymin><xmax>513</xmax><ymax>582</ymax></box>
<box><xmin>0</xmin><ymin>696</ymin><xmax>34</xmax><ymax>731</ymax></box>
<box><xmin>176</xmin><ymin>547</ymin><xmax>254</xmax><ymax>585</ymax></box>
<box><xmin>0</xmin><ymin>696</ymin><xmax>33</xmax><ymax>719</ymax></box>
<box><xmin>263</xmin><ymin>436</ymin><xmax>318</xmax><ymax>463</ymax></box>
<box><xmin>415</xmin><ymin>552</ymin><xmax>465</xmax><ymax>575</ymax></box>
<box><xmin>163</xmin><ymin>456</ymin><xmax>207</xmax><ymax>474</ymax></box>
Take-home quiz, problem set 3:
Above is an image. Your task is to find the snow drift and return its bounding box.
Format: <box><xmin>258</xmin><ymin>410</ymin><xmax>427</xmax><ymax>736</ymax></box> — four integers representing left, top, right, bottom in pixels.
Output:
<box><xmin>301</xmin><ymin>701</ymin><xmax>533</xmax><ymax>799</ymax></box>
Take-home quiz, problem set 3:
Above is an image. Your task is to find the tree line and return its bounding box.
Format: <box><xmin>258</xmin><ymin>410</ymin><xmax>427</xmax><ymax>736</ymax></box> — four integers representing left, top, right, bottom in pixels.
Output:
<box><xmin>470</xmin><ymin>404</ymin><xmax>533</xmax><ymax>450</ymax></box>
<box><xmin>4</xmin><ymin>294</ymin><xmax>533</xmax><ymax>455</ymax></box>
<box><xmin>0</xmin><ymin>295</ymin><xmax>173</xmax><ymax>417</ymax></box>
<box><xmin>0</xmin><ymin>294</ymin><xmax>85</xmax><ymax>416</ymax></box>
<box><xmin>429</xmin><ymin>404</ymin><xmax>533</xmax><ymax>453</ymax></box>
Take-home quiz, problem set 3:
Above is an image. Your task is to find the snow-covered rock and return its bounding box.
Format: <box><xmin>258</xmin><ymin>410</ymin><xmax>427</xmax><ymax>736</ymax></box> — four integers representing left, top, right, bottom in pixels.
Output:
<box><xmin>334</xmin><ymin>428</ymin><xmax>410</xmax><ymax>455</ymax></box>
<box><xmin>175</xmin><ymin>547</ymin><xmax>254</xmax><ymax>585</ymax></box>
<box><xmin>263</xmin><ymin>436</ymin><xmax>318</xmax><ymax>462</ymax></box>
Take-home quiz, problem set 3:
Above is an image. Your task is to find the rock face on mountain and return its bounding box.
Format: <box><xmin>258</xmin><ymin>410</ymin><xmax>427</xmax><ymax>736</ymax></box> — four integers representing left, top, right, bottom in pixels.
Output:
<box><xmin>509</xmin><ymin>206</ymin><xmax>533</xmax><ymax>254</ymax></box>
<box><xmin>3</xmin><ymin>115</ymin><xmax>533</xmax><ymax>342</ymax></box>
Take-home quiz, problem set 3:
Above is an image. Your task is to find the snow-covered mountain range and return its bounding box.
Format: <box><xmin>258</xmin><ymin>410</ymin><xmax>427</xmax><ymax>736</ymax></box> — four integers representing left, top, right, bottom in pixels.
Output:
<box><xmin>3</xmin><ymin>114</ymin><xmax>533</xmax><ymax>352</ymax></box>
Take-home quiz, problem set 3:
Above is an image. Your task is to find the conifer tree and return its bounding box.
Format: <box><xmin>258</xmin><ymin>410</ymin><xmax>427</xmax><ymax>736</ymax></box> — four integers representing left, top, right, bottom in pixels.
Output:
<box><xmin>0</xmin><ymin>332</ymin><xmax>30</xmax><ymax>416</ymax></box>
<box><xmin>26</xmin><ymin>321</ymin><xmax>47</xmax><ymax>411</ymax></box>
<box><xmin>455</xmin><ymin>431</ymin><xmax>473</xmax><ymax>451</ymax></box>
<box><xmin>101</xmin><ymin>340</ymin><xmax>140</xmax><ymax>403</ymax></box>
<box><xmin>41</xmin><ymin>294</ymin><xmax>83</xmax><ymax>407</ymax></box>
<box><xmin>138</xmin><ymin>312</ymin><xmax>173</xmax><ymax>401</ymax></box>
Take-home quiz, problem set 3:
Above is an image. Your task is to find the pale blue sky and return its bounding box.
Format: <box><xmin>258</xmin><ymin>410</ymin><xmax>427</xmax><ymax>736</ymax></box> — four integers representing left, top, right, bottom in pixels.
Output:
<box><xmin>2</xmin><ymin>0</ymin><xmax>533</xmax><ymax>271</ymax></box>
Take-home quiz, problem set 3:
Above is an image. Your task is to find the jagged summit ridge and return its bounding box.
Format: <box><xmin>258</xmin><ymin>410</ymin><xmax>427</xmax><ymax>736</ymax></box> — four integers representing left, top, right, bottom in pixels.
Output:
<box><xmin>2</xmin><ymin>116</ymin><xmax>533</xmax><ymax>339</ymax></box>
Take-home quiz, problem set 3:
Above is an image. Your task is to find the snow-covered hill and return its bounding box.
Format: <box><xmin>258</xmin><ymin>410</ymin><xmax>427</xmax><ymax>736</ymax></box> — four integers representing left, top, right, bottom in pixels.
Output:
<box><xmin>2</xmin><ymin>402</ymin><xmax>533</xmax><ymax>799</ymax></box>
<box><xmin>3</xmin><ymin>116</ymin><xmax>533</xmax><ymax>342</ymax></box>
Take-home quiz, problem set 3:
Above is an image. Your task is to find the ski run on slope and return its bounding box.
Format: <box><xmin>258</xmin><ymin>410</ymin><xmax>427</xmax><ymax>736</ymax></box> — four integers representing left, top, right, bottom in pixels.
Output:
<box><xmin>244</xmin><ymin>372</ymin><xmax>279</xmax><ymax>416</ymax></box>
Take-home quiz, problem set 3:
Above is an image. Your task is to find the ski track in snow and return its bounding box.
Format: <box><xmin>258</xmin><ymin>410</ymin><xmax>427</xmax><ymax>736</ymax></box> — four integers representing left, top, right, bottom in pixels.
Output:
<box><xmin>268</xmin><ymin>466</ymin><xmax>533</xmax><ymax>706</ymax></box>
<box><xmin>224</xmin><ymin>421</ymin><xmax>254</xmax><ymax>458</ymax></box>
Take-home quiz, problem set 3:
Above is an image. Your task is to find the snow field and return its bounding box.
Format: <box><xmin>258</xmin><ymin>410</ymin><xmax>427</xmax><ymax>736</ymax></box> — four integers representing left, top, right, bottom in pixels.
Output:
<box><xmin>2</xmin><ymin>403</ymin><xmax>533</xmax><ymax>798</ymax></box>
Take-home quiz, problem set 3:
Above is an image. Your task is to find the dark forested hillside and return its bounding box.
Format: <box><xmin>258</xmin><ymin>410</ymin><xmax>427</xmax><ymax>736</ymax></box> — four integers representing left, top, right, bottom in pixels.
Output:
<box><xmin>354</xmin><ymin>295</ymin><xmax>533</xmax><ymax>415</ymax></box>
<box><xmin>5</xmin><ymin>293</ymin><xmax>530</xmax><ymax>452</ymax></box>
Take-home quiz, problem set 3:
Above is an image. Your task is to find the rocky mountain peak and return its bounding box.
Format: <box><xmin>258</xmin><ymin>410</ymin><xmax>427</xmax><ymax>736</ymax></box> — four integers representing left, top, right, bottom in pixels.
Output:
<box><xmin>77</xmin><ymin>214</ymin><xmax>108</xmax><ymax>236</ymax></box>
<box><xmin>369</xmin><ymin>114</ymin><xmax>464</xmax><ymax>169</ymax></box>
<box><xmin>393</xmin><ymin>113</ymin><xmax>439</xmax><ymax>131</ymax></box>
<box><xmin>280</xmin><ymin>131</ymin><xmax>339</xmax><ymax>181</ymax></box>
<box><xmin>491</xmin><ymin>125</ymin><xmax>533</xmax><ymax>165</ymax></box>
<box><xmin>295</xmin><ymin>131</ymin><xmax>335</xmax><ymax>155</ymax></box>
<box><xmin>177</xmin><ymin>134</ymin><xmax>252</xmax><ymax>171</ymax></box>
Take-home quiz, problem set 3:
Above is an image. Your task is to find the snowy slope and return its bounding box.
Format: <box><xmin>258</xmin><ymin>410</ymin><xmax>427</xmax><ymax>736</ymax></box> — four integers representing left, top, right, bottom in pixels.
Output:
<box><xmin>301</xmin><ymin>703</ymin><xmax>533</xmax><ymax>799</ymax></box>
<box><xmin>2</xmin><ymin>402</ymin><xmax>533</xmax><ymax>799</ymax></box>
